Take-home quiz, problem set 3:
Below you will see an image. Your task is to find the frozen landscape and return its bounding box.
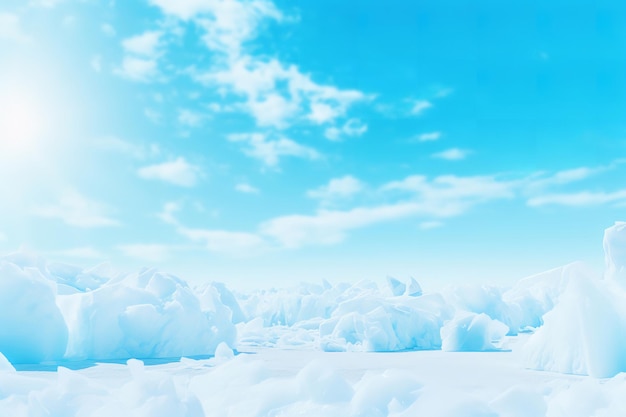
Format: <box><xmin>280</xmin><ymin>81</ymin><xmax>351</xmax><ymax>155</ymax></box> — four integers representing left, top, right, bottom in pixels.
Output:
<box><xmin>2</xmin><ymin>0</ymin><xmax>626</xmax><ymax>415</ymax></box>
<box><xmin>1</xmin><ymin>222</ymin><xmax>625</xmax><ymax>416</ymax></box>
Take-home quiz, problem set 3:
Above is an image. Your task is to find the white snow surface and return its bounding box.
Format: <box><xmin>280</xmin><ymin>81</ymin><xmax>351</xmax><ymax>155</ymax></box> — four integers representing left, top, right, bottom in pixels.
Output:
<box><xmin>2</xmin><ymin>342</ymin><xmax>626</xmax><ymax>417</ymax></box>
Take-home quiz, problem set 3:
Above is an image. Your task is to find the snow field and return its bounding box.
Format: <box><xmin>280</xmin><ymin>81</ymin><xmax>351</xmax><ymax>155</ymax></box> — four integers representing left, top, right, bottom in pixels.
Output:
<box><xmin>0</xmin><ymin>222</ymin><xmax>626</xmax><ymax>415</ymax></box>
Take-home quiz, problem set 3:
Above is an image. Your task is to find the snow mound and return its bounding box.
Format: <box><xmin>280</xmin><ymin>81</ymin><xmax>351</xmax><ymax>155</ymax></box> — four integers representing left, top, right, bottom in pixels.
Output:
<box><xmin>188</xmin><ymin>355</ymin><xmax>422</xmax><ymax>417</ymax></box>
<box><xmin>60</xmin><ymin>268</ymin><xmax>237</xmax><ymax>360</ymax></box>
<box><xmin>0</xmin><ymin>254</ymin><xmax>240</xmax><ymax>363</ymax></box>
<box><xmin>319</xmin><ymin>293</ymin><xmax>452</xmax><ymax>352</ymax></box>
<box><xmin>0</xmin><ymin>361</ymin><xmax>203</xmax><ymax>417</ymax></box>
<box><xmin>441</xmin><ymin>313</ymin><xmax>509</xmax><ymax>352</ymax></box>
<box><xmin>0</xmin><ymin>260</ymin><xmax>68</xmax><ymax>364</ymax></box>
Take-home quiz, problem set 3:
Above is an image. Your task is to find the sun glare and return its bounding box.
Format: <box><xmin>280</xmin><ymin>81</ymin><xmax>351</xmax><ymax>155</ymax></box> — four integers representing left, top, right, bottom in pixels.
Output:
<box><xmin>0</xmin><ymin>93</ymin><xmax>46</xmax><ymax>154</ymax></box>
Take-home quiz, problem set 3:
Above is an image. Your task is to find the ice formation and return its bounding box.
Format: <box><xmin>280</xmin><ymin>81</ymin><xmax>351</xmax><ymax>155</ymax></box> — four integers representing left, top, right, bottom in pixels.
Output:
<box><xmin>440</xmin><ymin>312</ymin><xmax>509</xmax><ymax>352</ymax></box>
<box><xmin>524</xmin><ymin>222</ymin><xmax>626</xmax><ymax>377</ymax></box>
<box><xmin>0</xmin><ymin>254</ymin><xmax>237</xmax><ymax>364</ymax></box>
<box><xmin>604</xmin><ymin>221</ymin><xmax>626</xmax><ymax>284</ymax></box>
<box><xmin>0</xmin><ymin>260</ymin><xmax>68</xmax><ymax>364</ymax></box>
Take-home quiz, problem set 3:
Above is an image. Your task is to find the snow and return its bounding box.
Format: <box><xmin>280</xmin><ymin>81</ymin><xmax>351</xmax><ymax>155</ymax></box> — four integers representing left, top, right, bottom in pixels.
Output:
<box><xmin>440</xmin><ymin>313</ymin><xmax>509</xmax><ymax>352</ymax></box>
<box><xmin>1</xmin><ymin>222</ymin><xmax>626</xmax><ymax>414</ymax></box>
<box><xmin>0</xmin><ymin>255</ymin><xmax>237</xmax><ymax>363</ymax></box>
<box><xmin>0</xmin><ymin>260</ymin><xmax>68</xmax><ymax>364</ymax></box>
<box><xmin>604</xmin><ymin>221</ymin><xmax>626</xmax><ymax>284</ymax></box>
<box><xmin>523</xmin><ymin>223</ymin><xmax>626</xmax><ymax>377</ymax></box>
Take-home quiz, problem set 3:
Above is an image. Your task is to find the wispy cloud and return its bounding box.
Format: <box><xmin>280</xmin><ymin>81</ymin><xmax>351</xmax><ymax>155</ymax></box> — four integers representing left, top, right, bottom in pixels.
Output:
<box><xmin>419</xmin><ymin>221</ymin><xmax>444</xmax><ymax>230</ymax></box>
<box><xmin>116</xmin><ymin>57</ymin><xmax>159</xmax><ymax>82</ymax></box>
<box><xmin>416</xmin><ymin>131</ymin><xmax>441</xmax><ymax>142</ymax></box>
<box><xmin>527</xmin><ymin>190</ymin><xmax>626</xmax><ymax>207</ymax></box>
<box><xmin>0</xmin><ymin>13</ymin><xmax>29</xmax><ymax>43</ymax></box>
<box><xmin>138</xmin><ymin>157</ymin><xmax>201</xmax><ymax>187</ymax></box>
<box><xmin>324</xmin><ymin>118</ymin><xmax>367</xmax><ymax>141</ymax></box>
<box><xmin>122</xmin><ymin>30</ymin><xmax>162</xmax><ymax>56</ymax></box>
<box><xmin>431</xmin><ymin>148</ymin><xmax>471</xmax><ymax>161</ymax></box>
<box><xmin>434</xmin><ymin>87</ymin><xmax>454</xmax><ymax>98</ymax></box>
<box><xmin>32</xmin><ymin>190</ymin><xmax>120</xmax><ymax>228</ymax></box>
<box><xmin>178</xmin><ymin>227</ymin><xmax>267</xmax><ymax>256</ymax></box>
<box><xmin>156</xmin><ymin>201</ymin><xmax>182</xmax><ymax>225</ymax></box>
<box><xmin>228</xmin><ymin>133</ymin><xmax>320</xmax><ymax>167</ymax></box>
<box><xmin>116</xmin><ymin>30</ymin><xmax>164</xmax><ymax>82</ymax></box>
<box><xmin>307</xmin><ymin>175</ymin><xmax>364</xmax><ymax>203</ymax></box>
<box><xmin>155</xmin><ymin>161</ymin><xmax>625</xmax><ymax>253</ymax></box>
<box><xmin>235</xmin><ymin>183</ymin><xmax>260</xmax><ymax>194</ymax></box>
<box><xmin>178</xmin><ymin>109</ymin><xmax>205</xmax><ymax>127</ymax></box>
<box><xmin>410</xmin><ymin>100</ymin><xmax>433</xmax><ymax>115</ymax></box>
<box><xmin>260</xmin><ymin>203</ymin><xmax>422</xmax><ymax>248</ymax></box>
<box><xmin>94</xmin><ymin>136</ymin><xmax>159</xmax><ymax>160</ymax></box>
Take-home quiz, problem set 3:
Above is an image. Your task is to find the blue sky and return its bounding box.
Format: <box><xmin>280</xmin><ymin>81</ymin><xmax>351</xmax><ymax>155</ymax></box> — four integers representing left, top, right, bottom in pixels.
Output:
<box><xmin>0</xmin><ymin>0</ymin><xmax>625</xmax><ymax>289</ymax></box>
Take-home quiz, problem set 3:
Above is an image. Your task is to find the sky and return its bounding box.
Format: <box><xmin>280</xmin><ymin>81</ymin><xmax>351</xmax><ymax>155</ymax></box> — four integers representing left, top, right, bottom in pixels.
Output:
<box><xmin>0</xmin><ymin>0</ymin><xmax>625</xmax><ymax>290</ymax></box>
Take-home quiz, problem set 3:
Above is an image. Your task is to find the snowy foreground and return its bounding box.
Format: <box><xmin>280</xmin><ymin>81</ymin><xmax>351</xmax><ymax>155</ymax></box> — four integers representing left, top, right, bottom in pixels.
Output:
<box><xmin>1</xmin><ymin>222</ymin><xmax>626</xmax><ymax>416</ymax></box>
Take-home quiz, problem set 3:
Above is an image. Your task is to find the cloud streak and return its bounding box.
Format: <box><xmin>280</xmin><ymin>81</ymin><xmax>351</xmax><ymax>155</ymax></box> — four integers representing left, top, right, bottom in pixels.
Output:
<box><xmin>138</xmin><ymin>157</ymin><xmax>202</xmax><ymax>187</ymax></box>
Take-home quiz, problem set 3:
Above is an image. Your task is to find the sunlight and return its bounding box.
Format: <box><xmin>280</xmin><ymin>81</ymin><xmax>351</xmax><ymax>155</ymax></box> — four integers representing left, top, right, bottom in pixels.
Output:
<box><xmin>0</xmin><ymin>91</ymin><xmax>47</xmax><ymax>154</ymax></box>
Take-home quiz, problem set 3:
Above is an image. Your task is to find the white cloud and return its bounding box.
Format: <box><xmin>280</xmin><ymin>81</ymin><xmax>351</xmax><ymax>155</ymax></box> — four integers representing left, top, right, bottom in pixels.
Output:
<box><xmin>228</xmin><ymin>132</ymin><xmax>320</xmax><ymax>167</ymax></box>
<box><xmin>0</xmin><ymin>13</ymin><xmax>29</xmax><ymax>42</ymax></box>
<box><xmin>156</xmin><ymin>201</ymin><xmax>182</xmax><ymax>225</ymax></box>
<box><xmin>417</xmin><ymin>131</ymin><xmax>441</xmax><ymax>142</ymax></box>
<box><xmin>324</xmin><ymin>118</ymin><xmax>367</xmax><ymax>141</ymax></box>
<box><xmin>419</xmin><ymin>221</ymin><xmax>443</xmax><ymax>230</ymax></box>
<box><xmin>94</xmin><ymin>136</ymin><xmax>158</xmax><ymax>159</ymax></box>
<box><xmin>138</xmin><ymin>157</ymin><xmax>201</xmax><ymax>187</ymax></box>
<box><xmin>434</xmin><ymin>88</ymin><xmax>454</xmax><ymax>98</ymax></box>
<box><xmin>115</xmin><ymin>57</ymin><xmax>158</xmax><ymax>82</ymax></box>
<box><xmin>236</xmin><ymin>183</ymin><xmax>260</xmax><ymax>194</ymax></box>
<box><xmin>32</xmin><ymin>190</ymin><xmax>120</xmax><ymax>228</ymax></box>
<box><xmin>527</xmin><ymin>190</ymin><xmax>626</xmax><ymax>207</ymax></box>
<box><xmin>122</xmin><ymin>30</ymin><xmax>162</xmax><ymax>57</ymax></box>
<box><xmin>307</xmin><ymin>175</ymin><xmax>364</xmax><ymax>202</ymax></box>
<box><xmin>178</xmin><ymin>109</ymin><xmax>204</xmax><ymax>127</ymax></box>
<box><xmin>178</xmin><ymin>227</ymin><xmax>267</xmax><ymax>255</ymax></box>
<box><xmin>247</xmin><ymin>93</ymin><xmax>300</xmax><ymax>128</ymax></box>
<box><xmin>198</xmin><ymin>57</ymin><xmax>368</xmax><ymax>129</ymax></box>
<box><xmin>432</xmin><ymin>148</ymin><xmax>470</xmax><ymax>161</ymax></box>
<box><xmin>118</xmin><ymin>244</ymin><xmax>173</xmax><ymax>262</ymax></box>
<box><xmin>101</xmin><ymin>23</ymin><xmax>116</xmax><ymax>37</ymax></box>
<box><xmin>260</xmin><ymin>203</ymin><xmax>422</xmax><ymax>248</ymax></box>
<box><xmin>145</xmin><ymin>0</ymin><xmax>368</xmax><ymax>129</ymax></box>
<box><xmin>525</xmin><ymin>166</ymin><xmax>611</xmax><ymax>192</ymax></box>
<box><xmin>150</xmin><ymin>0</ymin><xmax>283</xmax><ymax>52</ymax></box>
<box><xmin>309</xmin><ymin>102</ymin><xmax>340</xmax><ymax>124</ymax></box>
<box><xmin>411</xmin><ymin>100</ymin><xmax>432</xmax><ymax>115</ymax></box>
<box><xmin>382</xmin><ymin>174</ymin><xmax>516</xmax><ymax>217</ymax></box>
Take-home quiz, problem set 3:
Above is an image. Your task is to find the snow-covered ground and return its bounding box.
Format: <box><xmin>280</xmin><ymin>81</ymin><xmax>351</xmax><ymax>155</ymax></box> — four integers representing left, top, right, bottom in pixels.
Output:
<box><xmin>1</xmin><ymin>222</ymin><xmax>626</xmax><ymax>416</ymax></box>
